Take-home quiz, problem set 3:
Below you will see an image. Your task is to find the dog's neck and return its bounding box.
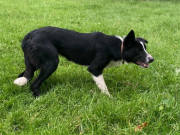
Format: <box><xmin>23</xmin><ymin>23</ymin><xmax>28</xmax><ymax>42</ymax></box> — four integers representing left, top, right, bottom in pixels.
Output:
<box><xmin>121</xmin><ymin>41</ymin><xmax>124</xmax><ymax>64</ymax></box>
<box><xmin>115</xmin><ymin>36</ymin><xmax>124</xmax><ymax>63</ymax></box>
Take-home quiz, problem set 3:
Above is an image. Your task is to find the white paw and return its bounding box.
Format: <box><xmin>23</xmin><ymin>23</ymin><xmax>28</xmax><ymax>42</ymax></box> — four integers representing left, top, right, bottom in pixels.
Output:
<box><xmin>101</xmin><ymin>91</ymin><xmax>113</xmax><ymax>98</ymax></box>
<box><xmin>14</xmin><ymin>77</ymin><xmax>28</xmax><ymax>86</ymax></box>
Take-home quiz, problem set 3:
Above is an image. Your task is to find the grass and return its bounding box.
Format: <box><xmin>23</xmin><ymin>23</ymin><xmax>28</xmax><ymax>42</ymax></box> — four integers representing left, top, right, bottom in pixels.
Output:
<box><xmin>0</xmin><ymin>0</ymin><xmax>180</xmax><ymax>134</ymax></box>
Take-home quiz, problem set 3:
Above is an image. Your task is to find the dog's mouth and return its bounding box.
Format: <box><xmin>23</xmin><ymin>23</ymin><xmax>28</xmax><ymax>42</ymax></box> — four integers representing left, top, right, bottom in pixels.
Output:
<box><xmin>136</xmin><ymin>61</ymin><xmax>149</xmax><ymax>68</ymax></box>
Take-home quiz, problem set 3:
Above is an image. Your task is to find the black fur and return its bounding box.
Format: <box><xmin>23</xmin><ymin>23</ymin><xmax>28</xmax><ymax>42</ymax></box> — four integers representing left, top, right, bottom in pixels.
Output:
<box><xmin>16</xmin><ymin>26</ymin><xmax>153</xmax><ymax>97</ymax></box>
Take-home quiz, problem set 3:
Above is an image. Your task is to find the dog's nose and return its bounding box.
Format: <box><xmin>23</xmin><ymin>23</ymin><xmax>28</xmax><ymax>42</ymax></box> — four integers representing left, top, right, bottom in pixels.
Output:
<box><xmin>148</xmin><ymin>57</ymin><xmax>154</xmax><ymax>63</ymax></box>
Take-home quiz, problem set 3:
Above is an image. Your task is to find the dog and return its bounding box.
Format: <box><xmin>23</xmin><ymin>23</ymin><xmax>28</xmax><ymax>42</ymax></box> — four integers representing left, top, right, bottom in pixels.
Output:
<box><xmin>14</xmin><ymin>26</ymin><xmax>154</xmax><ymax>97</ymax></box>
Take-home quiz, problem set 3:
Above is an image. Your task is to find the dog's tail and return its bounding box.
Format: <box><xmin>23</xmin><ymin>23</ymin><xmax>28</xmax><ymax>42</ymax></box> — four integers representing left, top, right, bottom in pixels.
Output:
<box><xmin>14</xmin><ymin>34</ymin><xmax>34</xmax><ymax>86</ymax></box>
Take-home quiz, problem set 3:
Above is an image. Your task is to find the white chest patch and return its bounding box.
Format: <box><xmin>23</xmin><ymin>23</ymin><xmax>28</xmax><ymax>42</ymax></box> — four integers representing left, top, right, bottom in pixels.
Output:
<box><xmin>106</xmin><ymin>60</ymin><xmax>123</xmax><ymax>68</ymax></box>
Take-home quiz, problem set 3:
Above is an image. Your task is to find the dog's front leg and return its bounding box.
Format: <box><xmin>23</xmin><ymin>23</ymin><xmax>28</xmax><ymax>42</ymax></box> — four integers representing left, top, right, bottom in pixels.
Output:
<box><xmin>88</xmin><ymin>54</ymin><xmax>112</xmax><ymax>97</ymax></box>
<box><xmin>92</xmin><ymin>74</ymin><xmax>111</xmax><ymax>97</ymax></box>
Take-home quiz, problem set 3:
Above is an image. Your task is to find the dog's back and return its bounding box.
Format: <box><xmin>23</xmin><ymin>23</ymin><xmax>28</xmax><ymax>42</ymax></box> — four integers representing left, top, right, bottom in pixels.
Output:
<box><xmin>22</xmin><ymin>26</ymin><xmax>113</xmax><ymax>66</ymax></box>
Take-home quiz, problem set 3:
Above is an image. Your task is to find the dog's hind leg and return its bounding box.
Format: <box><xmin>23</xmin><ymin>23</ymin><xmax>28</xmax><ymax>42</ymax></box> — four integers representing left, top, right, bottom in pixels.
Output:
<box><xmin>14</xmin><ymin>57</ymin><xmax>36</xmax><ymax>86</ymax></box>
<box><xmin>30</xmin><ymin>58</ymin><xmax>59</xmax><ymax>97</ymax></box>
<box><xmin>18</xmin><ymin>70</ymin><xmax>25</xmax><ymax>78</ymax></box>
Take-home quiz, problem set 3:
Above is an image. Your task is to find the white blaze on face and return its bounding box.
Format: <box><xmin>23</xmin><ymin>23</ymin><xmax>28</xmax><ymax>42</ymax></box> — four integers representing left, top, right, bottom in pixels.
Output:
<box><xmin>140</xmin><ymin>41</ymin><xmax>148</xmax><ymax>55</ymax></box>
<box><xmin>140</xmin><ymin>41</ymin><xmax>152</xmax><ymax>63</ymax></box>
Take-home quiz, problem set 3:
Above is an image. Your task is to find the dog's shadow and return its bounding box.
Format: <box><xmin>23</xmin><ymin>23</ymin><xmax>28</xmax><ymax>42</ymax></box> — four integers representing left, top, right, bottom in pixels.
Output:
<box><xmin>28</xmin><ymin>68</ymin><xmax>145</xmax><ymax>98</ymax></box>
<box><xmin>30</xmin><ymin>70</ymin><xmax>94</xmax><ymax>96</ymax></box>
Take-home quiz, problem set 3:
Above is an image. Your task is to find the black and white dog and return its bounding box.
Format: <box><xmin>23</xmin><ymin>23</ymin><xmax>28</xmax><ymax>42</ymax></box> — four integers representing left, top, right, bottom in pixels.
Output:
<box><xmin>14</xmin><ymin>26</ymin><xmax>154</xmax><ymax>97</ymax></box>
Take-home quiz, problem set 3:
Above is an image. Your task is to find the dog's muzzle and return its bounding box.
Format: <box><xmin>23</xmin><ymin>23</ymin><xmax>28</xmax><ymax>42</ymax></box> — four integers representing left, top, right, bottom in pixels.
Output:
<box><xmin>136</xmin><ymin>54</ymin><xmax>154</xmax><ymax>68</ymax></box>
<box><xmin>147</xmin><ymin>54</ymin><xmax>154</xmax><ymax>63</ymax></box>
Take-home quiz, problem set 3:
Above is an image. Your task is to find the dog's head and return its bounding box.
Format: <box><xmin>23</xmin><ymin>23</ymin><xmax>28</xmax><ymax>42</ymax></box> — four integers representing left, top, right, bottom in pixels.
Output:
<box><xmin>123</xmin><ymin>30</ymin><xmax>154</xmax><ymax>68</ymax></box>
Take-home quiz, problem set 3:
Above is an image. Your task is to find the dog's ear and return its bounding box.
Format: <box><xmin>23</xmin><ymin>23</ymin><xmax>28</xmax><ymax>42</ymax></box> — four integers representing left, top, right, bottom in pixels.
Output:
<box><xmin>123</xmin><ymin>30</ymin><xmax>135</xmax><ymax>46</ymax></box>
<box><xmin>144</xmin><ymin>39</ymin><xmax>148</xmax><ymax>44</ymax></box>
<box><xmin>136</xmin><ymin>37</ymin><xmax>148</xmax><ymax>44</ymax></box>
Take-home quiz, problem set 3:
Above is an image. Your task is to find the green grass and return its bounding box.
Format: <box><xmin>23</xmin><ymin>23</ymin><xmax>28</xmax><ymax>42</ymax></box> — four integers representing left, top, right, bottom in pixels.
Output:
<box><xmin>0</xmin><ymin>0</ymin><xmax>180</xmax><ymax>134</ymax></box>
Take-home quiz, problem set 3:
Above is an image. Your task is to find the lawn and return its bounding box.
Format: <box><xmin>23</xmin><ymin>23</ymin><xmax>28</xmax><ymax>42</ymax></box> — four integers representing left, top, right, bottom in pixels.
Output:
<box><xmin>0</xmin><ymin>0</ymin><xmax>180</xmax><ymax>134</ymax></box>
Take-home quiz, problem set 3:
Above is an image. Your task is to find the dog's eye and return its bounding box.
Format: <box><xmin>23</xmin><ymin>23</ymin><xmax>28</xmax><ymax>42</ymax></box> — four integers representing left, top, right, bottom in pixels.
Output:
<box><xmin>136</xmin><ymin>47</ymin><xmax>144</xmax><ymax>53</ymax></box>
